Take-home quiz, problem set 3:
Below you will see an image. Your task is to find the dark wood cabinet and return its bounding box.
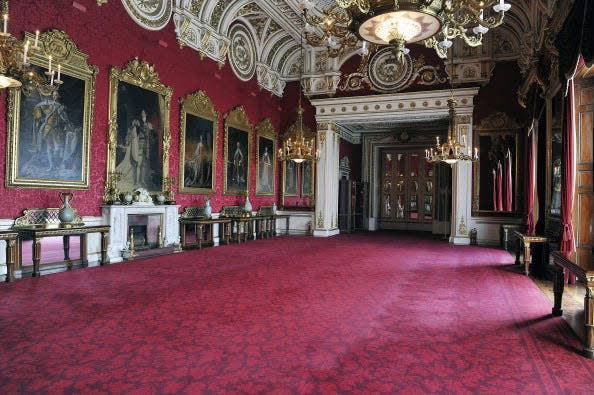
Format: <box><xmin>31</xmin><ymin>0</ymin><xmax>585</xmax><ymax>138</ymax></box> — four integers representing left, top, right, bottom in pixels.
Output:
<box><xmin>338</xmin><ymin>180</ymin><xmax>368</xmax><ymax>233</ymax></box>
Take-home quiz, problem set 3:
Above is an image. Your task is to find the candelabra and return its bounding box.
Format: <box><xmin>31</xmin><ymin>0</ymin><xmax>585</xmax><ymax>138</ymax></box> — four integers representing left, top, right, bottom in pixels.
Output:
<box><xmin>163</xmin><ymin>176</ymin><xmax>176</xmax><ymax>204</ymax></box>
<box><xmin>0</xmin><ymin>1</ymin><xmax>63</xmax><ymax>90</ymax></box>
<box><xmin>103</xmin><ymin>171</ymin><xmax>122</xmax><ymax>204</ymax></box>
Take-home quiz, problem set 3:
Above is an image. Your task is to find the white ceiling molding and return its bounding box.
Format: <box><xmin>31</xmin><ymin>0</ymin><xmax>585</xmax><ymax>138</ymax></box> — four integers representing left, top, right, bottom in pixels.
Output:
<box><xmin>310</xmin><ymin>87</ymin><xmax>480</xmax><ymax>141</ymax></box>
<box><xmin>256</xmin><ymin>62</ymin><xmax>286</xmax><ymax>96</ymax></box>
<box><xmin>169</xmin><ymin>1</ymin><xmax>566</xmax><ymax>97</ymax></box>
<box><xmin>121</xmin><ymin>0</ymin><xmax>172</xmax><ymax>30</ymax></box>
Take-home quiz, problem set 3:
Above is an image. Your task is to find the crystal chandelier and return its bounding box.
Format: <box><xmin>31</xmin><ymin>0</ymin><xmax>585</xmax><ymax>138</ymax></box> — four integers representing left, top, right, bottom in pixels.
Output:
<box><xmin>334</xmin><ymin>0</ymin><xmax>511</xmax><ymax>62</ymax></box>
<box><xmin>0</xmin><ymin>1</ymin><xmax>61</xmax><ymax>90</ymax></box>
<box><xmin>278</xmin><ymin>9</ymin><xmax>320</xmax><ymax>164</ymax></box>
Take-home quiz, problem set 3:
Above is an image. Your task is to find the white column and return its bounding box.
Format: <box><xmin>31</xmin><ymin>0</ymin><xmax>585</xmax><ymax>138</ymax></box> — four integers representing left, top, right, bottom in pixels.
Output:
<box><xmin>313</xmin><ymin>123</ymin><xmax>340</xmax><ymax>237</ymax></box>
<box><xmin>449</xmin><ymin>115</ymin><xmax>473</xmax><ymax>245</ymax></box>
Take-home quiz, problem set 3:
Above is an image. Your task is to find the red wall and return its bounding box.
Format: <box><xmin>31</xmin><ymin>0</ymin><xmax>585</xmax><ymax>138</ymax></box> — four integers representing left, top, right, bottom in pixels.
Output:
<box><xmin>0</xmin><ymin>0</ymin><xmax>297</xmax><ymax>218</ymax></box>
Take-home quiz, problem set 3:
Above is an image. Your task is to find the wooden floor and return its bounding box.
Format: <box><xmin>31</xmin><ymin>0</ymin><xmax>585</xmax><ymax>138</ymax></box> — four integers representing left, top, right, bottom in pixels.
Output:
<box><xmin>533</xmin><ymin>275</ymin><xmax>586</xmax><ymax>340</ymax></box>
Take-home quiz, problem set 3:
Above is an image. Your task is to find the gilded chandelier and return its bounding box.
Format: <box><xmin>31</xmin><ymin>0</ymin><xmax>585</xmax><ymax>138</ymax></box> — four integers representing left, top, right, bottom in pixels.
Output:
<box><xmin>278</xmin><ymin>8</ymin><xmax>320</xmax><ymax>164</ymax></box>
<box><xmin>312</xmin><ymin>0</ymin><xmax>511</xmax><ymax>63</ymax></box>
<box><xmin>278</xmin><ymin>104</ymin><xmax>319</xmax><ymax>164</ymax></box>
<box><xmin>0</xmin><ymin>0</ymin><xmax>61</xmax><ymax>90</ymax></box>
<box><xmin>425</xmin><ymin>96</ymin><xmax>478</xmax><ymax>165</ymax></box>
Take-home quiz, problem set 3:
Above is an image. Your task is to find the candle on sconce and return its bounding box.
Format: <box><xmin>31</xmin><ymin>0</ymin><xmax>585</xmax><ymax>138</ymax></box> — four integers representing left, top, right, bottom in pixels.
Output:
<box><xmin>34</xmin><ymin>30</ymin><xmax>39</xmax><ymax>48</ymax></box>
<box><xmin>474</xmin><ymin>147</ymin><xmax>479</xmax><ymax>159</ymax></box>
<box><xmin>23</xmin><ymin>40</ymin><xmax>29</xmax><ymax>65</ymax></box>
<box><xmin>48</xmin><ymin>55</ymin><xmax>52</xmax><ymax>74</ymax></box>
<box><xmin>57</xmin><ymin>64</ymin><xmax>61</xmax><ymax>81</ymax></box>
<box><xmin>3</xmin><ymin>14</ymin><xmax>7</xmax><ymax>34</ymax></box>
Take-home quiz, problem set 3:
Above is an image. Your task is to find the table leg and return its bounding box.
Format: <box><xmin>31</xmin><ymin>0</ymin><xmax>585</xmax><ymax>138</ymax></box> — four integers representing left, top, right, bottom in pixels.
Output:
<box><xmin>552</xmin><ymin>265</ymin><xmax>564</xmax><ymax>316</ymax></box>
<box><xmin>63</xmin><ymin>235</ymin><xmax>71</xmax><ymax>267</ymax></box>
<box><xmin>224</xmin><ymin>223</ymin><xmax>231</xmax><ymax>245</ymax></box>
<box><xmin>5</xmin><ymin>239</ymin><xmax>16</xmax><ymax>282</ymax></box>
<box><xmin>523</xmin><ymin>242</ymin><xmax>531</xmax><ymax>275</ymax></box>
<box><xmin>503</xmin><ymin>228</ymin><xmax>509</xmax><ymax>251</ymax></box>
<box><xmin>80</xmin><ymin>234</ymin><xmax>88</xmax><ymax>268</ymax></box>
<box><xmin>198</xmin><ymin>224</ymin><xmax>204</xmax><ymax>249</ymax></box>
<box><xmin>100</xmin><ymin>231</ymin><xmax>108</xmax><ymax>265</ymax></box>
<box><xmin>584</xmin><ymin>281</ymin><xmax>594</xmax><ymax>359</ymax></box>
<box><xmin>285</xmin><ymin>217</ymin><xmax>290</xmax><ymax>235</ymax></box>
<box><xmin>515</xmin><ymin>237</ymin><xmax>521</xmax><ymax>265</ymax></box>
<box><xmin>180</xmin><ymin>223</ymin><xmax>187</xmax><ymax>249</ymax></box>
<box><xmin>32</xmin><ymin>237</ymin><xmax>41</xmax><ymax>277</ymax></box>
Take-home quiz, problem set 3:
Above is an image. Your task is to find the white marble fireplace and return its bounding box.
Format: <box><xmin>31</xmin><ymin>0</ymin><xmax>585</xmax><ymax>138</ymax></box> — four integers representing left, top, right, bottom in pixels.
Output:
<box><xmin>102</xmin><ymin>205</ymin><xmax>180</xmax><ymax>263</ymax></box>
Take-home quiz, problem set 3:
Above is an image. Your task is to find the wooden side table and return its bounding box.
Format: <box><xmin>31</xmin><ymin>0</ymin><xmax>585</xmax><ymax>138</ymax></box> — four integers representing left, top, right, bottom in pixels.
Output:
<box><xmin>513</xmin><ymin>230</ymin><xmax>549</xmax><ymax>275</ymax></box>
<box><xmin>0</xmin><ymin>231</ymin><xmax>19</xmax><ymax>282</ymax></box>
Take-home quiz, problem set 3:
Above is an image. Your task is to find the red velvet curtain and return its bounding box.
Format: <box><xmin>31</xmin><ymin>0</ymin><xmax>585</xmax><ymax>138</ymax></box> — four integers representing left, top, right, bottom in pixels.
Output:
<box><xmin>526</xmin><ymin>120</ymin><xmax>537</xmax><ymax>235</ymax></box>
<box><xmin>560</xmin><ymin>80</ymin><xmax>576</xmax><ymax>252</ymax></box>
<box><xmin>505</xmin><ymin>149</ymin><xmax>513</xmax><ymax>211</ymax></box>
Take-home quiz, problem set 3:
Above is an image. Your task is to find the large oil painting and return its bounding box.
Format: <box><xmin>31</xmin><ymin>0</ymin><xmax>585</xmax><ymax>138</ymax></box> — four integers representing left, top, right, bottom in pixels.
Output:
<box><xmin>6</xmin><ymin>30</ymin><xmax>97</xmax><ymax>189</ymax></box>
<box><xmin>107</xmin><ymin>59</ymin><xmax>172</xmax><ymax>194</ymax></box>
<box><xmin>179</xmin><ymin>90</ymin><xmax>217</xmax><ymax>194</ymax></box>
<box><xmin>256</xmin><ymin>118</ymin><xmax>275</xmax><ymax>196</ymax></box>
<box><xmin>224</xmin><ymin>106</ymin><xmax>252</xmax><ymax>195</ymax></box>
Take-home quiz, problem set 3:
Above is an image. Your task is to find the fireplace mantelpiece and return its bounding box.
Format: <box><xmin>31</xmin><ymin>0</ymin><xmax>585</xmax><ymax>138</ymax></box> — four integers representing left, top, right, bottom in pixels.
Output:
<box><xmin>102</xmin><ymin>205</ymin><xmax>180</xmax><ymax>262</ymax></box>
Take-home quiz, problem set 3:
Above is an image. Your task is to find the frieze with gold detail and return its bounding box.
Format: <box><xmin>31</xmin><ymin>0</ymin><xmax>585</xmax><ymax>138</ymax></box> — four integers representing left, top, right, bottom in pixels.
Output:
<box><xmin>341</xmin><ymin>49</ymin><xmax>445</xmax><ymax>93</ymax></box>
<box><xmin>122</xmin><ymin>0</ymin><xmax>172</xmax><ymax>31</ymax></box>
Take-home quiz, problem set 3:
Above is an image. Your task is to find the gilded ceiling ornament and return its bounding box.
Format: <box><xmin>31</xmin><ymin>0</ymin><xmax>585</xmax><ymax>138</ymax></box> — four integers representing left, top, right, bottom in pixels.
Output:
<box><xmin>342</xmin><ymin>48</ymin><xmax>445</xmax><ymax>93</ymax></box>
<box><xmin>121</xmin><ymin>0</ymin><xmax>172</xmax><ymax>31</ymax></box>
<box><xmin>228</xmin><ymin>23</ymin><xmax>256</xmax><ymax>81</ymax></box>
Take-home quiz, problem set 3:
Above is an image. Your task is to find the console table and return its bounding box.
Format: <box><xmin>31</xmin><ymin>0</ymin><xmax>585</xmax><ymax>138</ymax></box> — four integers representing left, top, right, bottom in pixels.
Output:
<box><xmin>551</xmin><ymin>251</ymin><xmax>594</xmax><ymax>358</ymax></box>
<box><xmin>513</xmin><ymin>230</ymin><xmax>549</xmax><ymax>275</ymax></box>
<box><xmin>0</xmin><ymin>230</ymin><xmax>18</xmax><ymax>282</ymax></box>
<box><xmin>179</xmin><ymin>218</ymin><xmax>232</xmax><ymax>249</ymax></box>
<box><xmin>15</xmin><ymin>225</ymin><xmax>110</xmax><ymax>277</ymax></box>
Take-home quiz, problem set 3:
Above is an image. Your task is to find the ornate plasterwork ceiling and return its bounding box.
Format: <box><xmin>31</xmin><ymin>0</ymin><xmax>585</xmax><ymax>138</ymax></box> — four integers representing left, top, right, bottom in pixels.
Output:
<box><xmin>112</xmin><ymin>1</ymin><xmax>568</xmax><ymax>97</ymax></box>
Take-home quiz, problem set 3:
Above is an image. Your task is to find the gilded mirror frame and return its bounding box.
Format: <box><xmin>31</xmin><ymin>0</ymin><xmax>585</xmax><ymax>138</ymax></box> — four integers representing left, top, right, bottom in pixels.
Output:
<box><xmin>6</xmin><ymin>29</ymin><xmax>97</xmax><ymax>189</ymax></box>
<box><xmin>106</xmin><ymin>58</ymin><xmax>172</xmax><ymax>195</ymax></box>
<box><xmin>255</xmin><ymin>118</ymin><xmax>276</xmax><ymax>196</ymax></box>
<box><xmin>179</xmin><ymin>90</ymin><xmax>218</xmax><ymax>194</ymax></box>
<box><xmin>223</xmin><ymin>106</ymin><xmax>252</xmax><ymax>195</ymax></box>
<box><xmin>472</xmin><ymin>112</ymin><xmax>523</xmax><ymax>216</ymax></box>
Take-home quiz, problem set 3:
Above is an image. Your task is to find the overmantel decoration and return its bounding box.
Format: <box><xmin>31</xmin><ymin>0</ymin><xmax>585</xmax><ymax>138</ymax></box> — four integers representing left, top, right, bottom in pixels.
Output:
<box><xmin>341</xmin><ymin>48</ymin><xmax>446</xmax><ymax>93</ymax></box>
<box><xmin>6</xmin><ymin>29</ymin><xmax>98</xmax><ymax>189</ymax></box>
<box><xmin>105</xmin><ymin>58</ymin><xmax>173</xmax><ymax>201</ymax></box>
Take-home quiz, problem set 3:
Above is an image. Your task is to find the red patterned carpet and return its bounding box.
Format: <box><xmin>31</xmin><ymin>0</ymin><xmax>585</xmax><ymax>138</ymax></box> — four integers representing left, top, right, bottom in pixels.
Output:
<box><xmin>1</xmin><ymin>232</ymin><xmax>593</xmax><ymax>394</ymax></box>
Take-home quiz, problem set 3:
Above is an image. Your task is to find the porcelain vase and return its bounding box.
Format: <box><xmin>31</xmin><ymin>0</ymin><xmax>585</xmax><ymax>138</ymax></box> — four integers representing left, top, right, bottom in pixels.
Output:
<box><xmin>58</xmin><ymin>192</ymin><xmax>75</xmax><ymax>224</ymax></box>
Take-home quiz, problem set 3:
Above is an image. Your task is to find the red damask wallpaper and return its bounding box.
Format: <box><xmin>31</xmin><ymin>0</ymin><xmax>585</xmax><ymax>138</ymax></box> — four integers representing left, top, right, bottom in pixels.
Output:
<box><xmin>0</xmin><ymin>0</ymin><xmax>310</xmax><ymax>217</ymax></box>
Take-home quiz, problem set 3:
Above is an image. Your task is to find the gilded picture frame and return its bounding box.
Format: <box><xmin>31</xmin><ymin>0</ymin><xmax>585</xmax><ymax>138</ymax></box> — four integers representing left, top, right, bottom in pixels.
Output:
<box><xmin>107</xmin><ymin>58</ymin><xmax>172</xmax><ymax>194</ymax></box>
<box><xmin>282</xmin><ymin>160</ymin><xmax>298</xmax><ymax>197</ymax></box>
<box><xmin>179</xmin><ymin>90</ymin><xmax>217</xmax><ymax>194</ymax></box>
<box><xmin>255</xmin><ymin>118</ymin><xmax>276</xmax><ymax>196</ymax></box>
<box><xmin>6</xmin><ymin>30</ymin><xmax>97</xmax><ymax>189</ymax></box>
<box><xmin>224</xmin><ymin>106</ymin><xmax>252</xmax><ymax>195</ymax></box>
<box><xmin>472</xmin><ymin>112</ymin><xmax>523</xmax><ymax>215</ymax></box>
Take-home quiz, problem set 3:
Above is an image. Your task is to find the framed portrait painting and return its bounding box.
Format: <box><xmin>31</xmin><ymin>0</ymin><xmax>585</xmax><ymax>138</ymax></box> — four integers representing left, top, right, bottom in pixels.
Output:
<box><xmin>107</xmin><ymin>58</ymin><xmax>172</xmax><ymax>194</ymax></box>
<box><xmin>224</xmin><ymin>106</ymin><xmax>252</xmax><ymax>195</ymax></box>
<box><xmin>282</xmin><ymin>160</ymin><xmax>298</xmax><ymax>197</ymax></box>
<box><xmin>179</xmin><ymin>90</ymin><xmax>217</xmax><ymax>194</ymax></box>
<box><xmin>256</xmin><ymin>118</ymin><xmax>276</xmax><ymax>196</ymax></box>
<box><xmin>6</xmin><ymin>30</ymin><xmax>97</xmax><ymax>189</ymax></box>
<box><xmin>301</xmin><ymin>161</ymin><xmax>314</xmax><ymax>197</ymax></box>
